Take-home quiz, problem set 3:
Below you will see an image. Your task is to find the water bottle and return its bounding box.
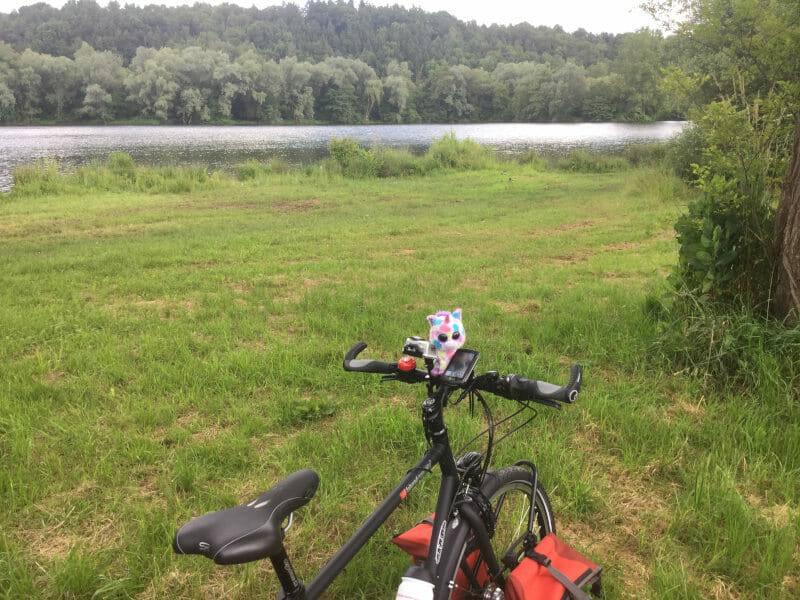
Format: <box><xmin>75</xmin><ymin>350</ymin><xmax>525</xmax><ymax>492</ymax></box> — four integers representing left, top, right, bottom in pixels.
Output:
<box><xmin>395</xmin><ymin>566</ymin><xmax>434</xmax><ymax>600</ymax></box>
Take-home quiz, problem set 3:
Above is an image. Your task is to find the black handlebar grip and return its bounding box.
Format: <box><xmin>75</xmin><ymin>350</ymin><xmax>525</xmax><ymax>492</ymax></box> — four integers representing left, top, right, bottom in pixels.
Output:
<box><xmin>563</xmin><ymin>364</ymin><xmax>582</xmax><ymax>403</ymax></box>
<box><xmin>501</xmin><ymin>364</ymin><xmax>582</xmax><ymax>404</ymax></box>
<box><xmin>342</xmin><ymin>342</ymin><xmax>399</xmax><ymax>374</ymax></box>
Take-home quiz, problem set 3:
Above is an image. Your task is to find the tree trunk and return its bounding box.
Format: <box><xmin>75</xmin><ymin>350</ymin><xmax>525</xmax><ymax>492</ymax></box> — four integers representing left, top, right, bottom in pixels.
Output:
<box><xmin>773</xmin><ymin>110</ymin><xmax>800</xmax><ymax>323</ymax></box>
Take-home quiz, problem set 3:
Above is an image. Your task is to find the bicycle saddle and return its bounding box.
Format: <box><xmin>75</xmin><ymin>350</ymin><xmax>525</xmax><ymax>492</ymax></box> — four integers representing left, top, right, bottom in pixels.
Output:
<box><xmin>173</xmin><ymin>469</ymin><xmax>319</xmax><ymax>565</ymax></box>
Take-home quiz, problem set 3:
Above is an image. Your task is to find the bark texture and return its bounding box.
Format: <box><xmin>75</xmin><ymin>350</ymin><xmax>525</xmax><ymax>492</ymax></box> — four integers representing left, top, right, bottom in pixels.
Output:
<box><xmin>773</xmin><ymin>110</ymin><xmax>800</xmax><ymax>323</ymax></box>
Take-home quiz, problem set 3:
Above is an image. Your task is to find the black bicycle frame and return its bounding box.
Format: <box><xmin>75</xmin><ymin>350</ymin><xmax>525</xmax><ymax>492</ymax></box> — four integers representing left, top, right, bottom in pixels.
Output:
<box><xmin>274</xmin><ymin>386</ymin><xmax>498</xmax><ymax>600</ymax></box>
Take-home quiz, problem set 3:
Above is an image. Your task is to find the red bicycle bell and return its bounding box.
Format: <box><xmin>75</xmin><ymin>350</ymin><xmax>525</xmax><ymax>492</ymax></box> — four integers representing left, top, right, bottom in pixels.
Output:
<box><xmin>398</xmin><ymin>356</ymin><xmax>417</xmax><ymax>372</ymax></box>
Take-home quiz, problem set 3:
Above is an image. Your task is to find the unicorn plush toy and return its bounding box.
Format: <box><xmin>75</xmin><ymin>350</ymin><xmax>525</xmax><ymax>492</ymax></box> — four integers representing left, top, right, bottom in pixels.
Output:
<box><xmin>427</xmin><ymin>309</ymin><xmax>465</xmax><ymax>375</ymax></box>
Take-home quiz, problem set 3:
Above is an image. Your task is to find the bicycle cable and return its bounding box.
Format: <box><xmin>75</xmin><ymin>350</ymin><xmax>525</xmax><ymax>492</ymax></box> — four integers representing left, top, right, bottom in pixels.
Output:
<box><xmin>453</xmin><ymin>390</ymin><xmax>539</xmax><ymax>467</ymax></box>
<box><xmin>452</xmin><ymin>385</ymin><xmax>493</xmax><ymax>480</ymax></box>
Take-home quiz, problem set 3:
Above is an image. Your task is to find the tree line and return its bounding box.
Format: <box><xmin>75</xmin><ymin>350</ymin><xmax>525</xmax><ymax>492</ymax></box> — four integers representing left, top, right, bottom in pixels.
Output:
<box><xmin>0</xmin><ymin>0</ymin><xmax>685</xmax><ymax>124</ymax></box>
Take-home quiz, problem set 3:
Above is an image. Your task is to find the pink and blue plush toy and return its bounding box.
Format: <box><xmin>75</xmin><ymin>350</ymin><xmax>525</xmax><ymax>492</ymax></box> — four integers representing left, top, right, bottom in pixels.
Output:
<box><xmin>427</xmin><ymin>308</ymin><xmax>465</xmax><ymax>375</ymax></box>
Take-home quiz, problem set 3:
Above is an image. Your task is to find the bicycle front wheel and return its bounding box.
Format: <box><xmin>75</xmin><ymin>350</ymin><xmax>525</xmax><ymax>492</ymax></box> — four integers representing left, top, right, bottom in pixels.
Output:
<box><xmin>445</xmin><ymin>465</ymin><xmax>555</xmax><ymax>600</ymax></box>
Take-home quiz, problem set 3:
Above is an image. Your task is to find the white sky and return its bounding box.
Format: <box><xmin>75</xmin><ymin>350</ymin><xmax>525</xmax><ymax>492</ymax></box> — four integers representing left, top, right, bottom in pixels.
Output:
<box><xmin>0</xmin><ymin>0</ymin><xmax>662</xmax><ymax>35</ymax></box>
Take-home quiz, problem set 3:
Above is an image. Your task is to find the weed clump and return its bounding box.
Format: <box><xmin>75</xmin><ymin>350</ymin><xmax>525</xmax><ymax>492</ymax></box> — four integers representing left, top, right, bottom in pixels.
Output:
<box><xmin>554</xmin><ymin>150</ymin><xmax>628</xmax><ymax>173</ymax></box>
<box><xmin>234</xmin><ymin>158</ymin><xmax>292</xmax><ymax>181</ymax></box>
<box><xmin>325</xmin><ymin>134</ymin><xmax>494</xmax><ymax>178</ymax></box>
<box><xmin>629</xmin><ymin>166</ymin><xmax>688</xmax><ymax>203</ymax></box>
<box><xmin>517</xmin><ymin>150</ymin><xmax>548</xmax><ymax>170</ymax></box>
<box><xmin>10</xmin><ymin>158</ymin><xmax>62</xmax><ymax>195</ymax></box>
<box><xmin>374</xmin><ymin>147</ymin><xmax>424</xmax><ymax>177</ymax></box>
<box><xmin>646</xmin><ymin>292</ymin><xmax>800</xmax><ymax>399</ymax></box>
<box><xmin>8</xmin><ymin>153</ymin><xmax>218</xmax><ymax>196</ymax></box>
<box><xmin>519</xmin><ymin>148</ymin><xmax>662</xmax><ymax>173</ymax></box>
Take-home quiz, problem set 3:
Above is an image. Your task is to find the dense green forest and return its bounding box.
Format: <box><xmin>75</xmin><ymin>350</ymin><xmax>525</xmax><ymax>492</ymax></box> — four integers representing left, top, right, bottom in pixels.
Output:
<box><xmin>0</xmin><ymin>0</ymin><xmax>687</xmax><ymax>124</ymax></box>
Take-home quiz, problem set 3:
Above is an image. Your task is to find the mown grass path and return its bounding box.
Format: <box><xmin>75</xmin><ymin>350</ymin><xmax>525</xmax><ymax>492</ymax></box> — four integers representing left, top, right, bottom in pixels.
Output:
<box><xmin>1</xmin><ymin>165</ymin><xmax>797</xmax><ymax>599</ymax></box>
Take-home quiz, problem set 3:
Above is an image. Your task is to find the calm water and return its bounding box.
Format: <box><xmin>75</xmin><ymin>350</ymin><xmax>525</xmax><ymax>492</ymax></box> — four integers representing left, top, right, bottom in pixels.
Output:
<box><xmin>0</xmin><ymin>122</ymin><xmax>687</xmax><ymax>191</ymax></box>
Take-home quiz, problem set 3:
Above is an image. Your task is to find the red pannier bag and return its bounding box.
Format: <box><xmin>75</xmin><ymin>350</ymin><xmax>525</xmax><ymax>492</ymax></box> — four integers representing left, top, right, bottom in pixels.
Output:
<box><xmin>505</xmin><ymin>533</ymin><xmax>602</xmax><ymax>600</ymax></box>
<box><xmin>391</xmin><ymin>515</ymin><xmax>434</xmax><ymax>566</ymax></box>
<box><xmin>392</xmin><ymin>515</ymin><xmax>488</xmax><ymax>600</ymax></box>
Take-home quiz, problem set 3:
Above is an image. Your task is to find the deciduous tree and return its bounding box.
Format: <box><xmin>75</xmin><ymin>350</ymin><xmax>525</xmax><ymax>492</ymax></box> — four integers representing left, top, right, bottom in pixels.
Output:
<box><xmin>80</xmin><ymin>82</ymin><xmax>112</xmax><ymax>122</ymax></box>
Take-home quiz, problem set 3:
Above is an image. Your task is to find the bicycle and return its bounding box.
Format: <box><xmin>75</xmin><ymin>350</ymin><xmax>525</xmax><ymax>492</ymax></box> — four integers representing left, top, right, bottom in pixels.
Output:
<box><xmin>173</xmin><ymin>334</ymin><xmax>594</xmax><ymax>599</ymax></box>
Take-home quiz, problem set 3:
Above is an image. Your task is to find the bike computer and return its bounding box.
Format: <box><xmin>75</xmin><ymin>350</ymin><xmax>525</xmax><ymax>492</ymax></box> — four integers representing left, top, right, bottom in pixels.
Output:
<box><xmin>442</xmin><ymin>348</ymin><xmax>479</xmax><ymax>384</ymax></box>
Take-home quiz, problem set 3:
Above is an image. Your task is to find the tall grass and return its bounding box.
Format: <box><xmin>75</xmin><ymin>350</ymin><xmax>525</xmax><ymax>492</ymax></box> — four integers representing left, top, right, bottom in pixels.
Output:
<box><xmin>425</xmin><ymin>132</ymin><xmax>494</xmax><ymax>170</ymax></box>
<box><xmin>9</xmin><ymin>152</ymin><xmax>218</xmax><ymax>196</ymax></box>
<box><xmin>646</xmin><ymin>291</ymin><xmax>800</xmax><ymax>399</ymax></box>
<box><xmin>9</xmin><ymin>157</ymin><xmax>62</xmax><ymax>195</ymax></box>
<box><xmin>325</xmin><ymin>134</ymin><xmax>495</xmax><ymax>178</ymax></box>
<box><xmin>234</xmin><ymin>158</ymin><xmax>293</xmax><ymax>181</ymax></box>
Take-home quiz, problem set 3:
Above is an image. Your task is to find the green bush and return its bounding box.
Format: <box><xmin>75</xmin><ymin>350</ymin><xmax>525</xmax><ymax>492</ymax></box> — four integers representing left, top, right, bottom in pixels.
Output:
<box><xmin>106</xmin><ymin>151</ymin><xmax>136</xmax><ymax>180</ymax></box>
<box><xmin>328</xmin><ymin>137</ymin><xmax>382</xmax><ymax>178</ymax></box>
<box><xmin>668</xmin><ymin>96</ymin><xmax>792</xmax><ymax>307</ymax></box>
<box><xmin>672</xmin><ymin>166</ymin><xmax>775</xmax><ymax>306</ymax></box>
<box><xmin>664</xmin><ymin>123</ymin><xmax>705</xmax><ymax>180</ymax></box>
<box><xmin>674</xmin><ymin>186</ymin><xmax>747</xmax><ymax>298</ymax></box>
<box><xmin>425</xmin><ymin>133</ymin><xmax>493</xmax><ymax>170</ymax></box>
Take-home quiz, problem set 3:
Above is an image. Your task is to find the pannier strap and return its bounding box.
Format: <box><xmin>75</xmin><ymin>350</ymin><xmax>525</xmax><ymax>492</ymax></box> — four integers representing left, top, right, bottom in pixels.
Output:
<box><xmin>523</xmin><ymin>533</ymin><xmax>601</xmax><ymax>600</ymax></box>
<box><xmin>525</xmin><ymin>555</ymin><xmax>594</xmax><ymax>600</ymax></box>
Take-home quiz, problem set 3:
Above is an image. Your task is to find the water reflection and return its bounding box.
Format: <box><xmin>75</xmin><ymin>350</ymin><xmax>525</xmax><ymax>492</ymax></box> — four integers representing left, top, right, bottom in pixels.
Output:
<box><xmin>0</xmin><ymin>122</ymin><xmax>687</xmax><ymax>191</ymax></box>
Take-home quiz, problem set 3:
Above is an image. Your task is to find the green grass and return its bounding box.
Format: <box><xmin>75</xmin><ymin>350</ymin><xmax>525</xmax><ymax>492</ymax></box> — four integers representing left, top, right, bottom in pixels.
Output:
<box><xmin>0</xmin><ymin>155</ymin><xmax>797</xmax><ymax>599</ymax></box>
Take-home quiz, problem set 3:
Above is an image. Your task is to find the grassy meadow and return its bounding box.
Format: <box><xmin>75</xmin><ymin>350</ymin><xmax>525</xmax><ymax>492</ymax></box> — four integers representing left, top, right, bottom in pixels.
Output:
<box><xmin>0</xmin><ymin>148</ymin><xmax>797</xmax><ymax>599</ymax></box>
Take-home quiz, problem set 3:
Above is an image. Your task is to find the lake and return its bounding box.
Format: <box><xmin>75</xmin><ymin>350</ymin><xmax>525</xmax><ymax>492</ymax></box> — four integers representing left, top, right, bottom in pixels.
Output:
<box><xmin>0</xmin><ymin>122</ymin><xmax>687</xmax><ymax>191</ymax></box>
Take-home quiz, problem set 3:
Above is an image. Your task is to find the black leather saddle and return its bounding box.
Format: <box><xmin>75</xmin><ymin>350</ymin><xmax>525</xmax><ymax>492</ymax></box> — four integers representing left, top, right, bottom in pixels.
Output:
<box><xmin>173</xmin><ymin>469</ymin><xmax>319</xmax><ymax>565</ymax></box>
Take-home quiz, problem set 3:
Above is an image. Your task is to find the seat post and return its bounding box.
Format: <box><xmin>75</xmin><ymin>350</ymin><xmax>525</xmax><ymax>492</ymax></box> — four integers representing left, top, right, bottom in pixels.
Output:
<box><xmin>272</xmin><ymin>548</ymin><xmax>306</xmax><ymax>600</ymax></box>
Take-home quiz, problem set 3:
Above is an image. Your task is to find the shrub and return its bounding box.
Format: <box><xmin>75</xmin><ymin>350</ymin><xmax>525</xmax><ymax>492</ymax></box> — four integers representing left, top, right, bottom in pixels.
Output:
<box><xmin>425</xmin><ymin>133</ymin><xmax>493</xmax><ymax>170</ymax></box>
<box><xmin>328</xmin><ymin>137</ymin><xmax>382</xmax><ymax>178</ymax></box>
<box><xmin>106</xmin><ymin>152</ymin><xmax>136</xmax><ymax>180</ymax></box>
<box><xmin>666</xmin><ymin>93</ymin><xmax>795</xmax><ymax>308</ymax></box>
<box><xmin>673</xmin><ymin>167</ymin><xmax>775</xmax><ymax>306</ymax></box>
<box><xmin>674</xmin><ymin>185</ymin><xmax>750</xmax><ymax>298</ymax></box>
<box><xmin>664</xmin><ymin>123</ymin><xmax>705</xmax><ymax>180</ymax></box>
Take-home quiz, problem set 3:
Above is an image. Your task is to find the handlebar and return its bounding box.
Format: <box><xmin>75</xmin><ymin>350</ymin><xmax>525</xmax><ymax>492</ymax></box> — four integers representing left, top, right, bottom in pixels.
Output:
<box><xmin>473</xmin><ymin>365</ymin><xmax>582</xmax><ymax>409</ymax></box>
<box><xmin>343</xmin><ymin>342</ymin><xmax>399</xmax><ymax>374</ymax></box>
<box><xmin>342</xmin><ymin>342</ymin><xmax>582</xmax><ymax>407</ymax></box>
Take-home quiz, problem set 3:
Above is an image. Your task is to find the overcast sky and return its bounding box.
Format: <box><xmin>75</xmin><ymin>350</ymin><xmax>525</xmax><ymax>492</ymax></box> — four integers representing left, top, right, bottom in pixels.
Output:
<box><xmin>0</xmin><ymin>0</ymin><xmax>662</xmax><ymax>35</ymax></box>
